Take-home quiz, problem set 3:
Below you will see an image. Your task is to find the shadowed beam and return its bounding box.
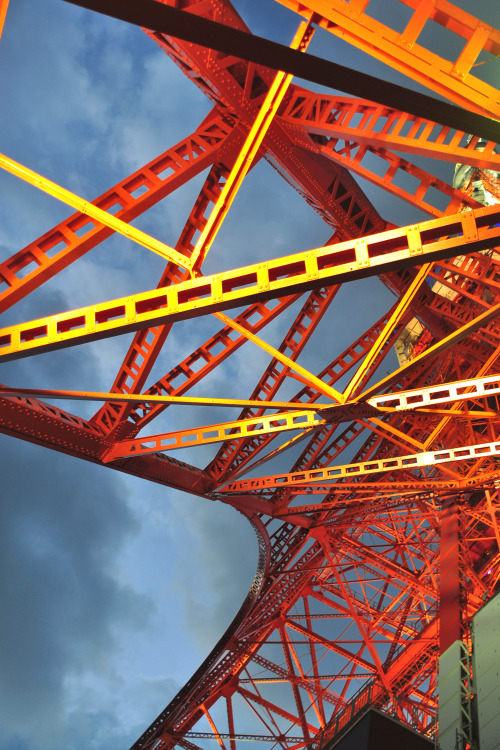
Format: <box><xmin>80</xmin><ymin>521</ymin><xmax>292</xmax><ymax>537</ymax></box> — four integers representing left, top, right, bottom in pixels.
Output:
<box><xmin>61</xmin><ymin>0</ymin><xmax>500</xmax><ymax>143</ymax></box>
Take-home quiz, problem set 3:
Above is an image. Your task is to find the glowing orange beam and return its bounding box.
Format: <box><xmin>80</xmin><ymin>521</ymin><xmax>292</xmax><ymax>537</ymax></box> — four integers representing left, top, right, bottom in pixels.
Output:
<box><xmin>0</xmin><ymin>203</ymin><xmax>499</xmax><ymax>362</ymax></box>
<box><xmin>0</xmin><ymin>152</ymin><xmax>191</xmax><ymax>270</ymax></box>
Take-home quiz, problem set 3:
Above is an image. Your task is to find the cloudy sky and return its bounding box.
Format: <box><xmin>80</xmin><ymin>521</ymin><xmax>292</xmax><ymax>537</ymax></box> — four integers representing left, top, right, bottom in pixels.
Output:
<box><xmin>0</xmin><ymin>0</ymin><xmax>498</xmax><ymax>748</ymax></box>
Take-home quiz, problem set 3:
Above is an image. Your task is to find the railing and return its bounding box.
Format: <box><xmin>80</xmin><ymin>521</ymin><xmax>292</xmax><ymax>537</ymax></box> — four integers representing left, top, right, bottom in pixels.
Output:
<box><xmin>309</xmin><ymin>678</ymin><xmax>436</xmax><ymax>750</ymax></box>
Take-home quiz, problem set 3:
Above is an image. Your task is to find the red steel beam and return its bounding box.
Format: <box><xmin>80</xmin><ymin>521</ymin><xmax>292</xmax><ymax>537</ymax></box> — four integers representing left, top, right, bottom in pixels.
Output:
<box><xmin>281</xmin><ymin>90</ymin><xmax>500</xmax><ymax>170</ymax></box>
<box><xmin>0</xmin><ymin>109</ymin><xmax>232</xmax><ymax>313</ymax></box>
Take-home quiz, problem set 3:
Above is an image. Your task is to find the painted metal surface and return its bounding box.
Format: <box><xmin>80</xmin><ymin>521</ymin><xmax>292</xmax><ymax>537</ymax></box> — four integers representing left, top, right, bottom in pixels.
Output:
<box><xmin>1</xmin><ymin>1</ymin><xmax>500</xmax><ymax>749</ymax></box>
<box><xmin>473</xmin><ymin>593</ymin><xmax>500</xmax><ymax>750</ymax></box>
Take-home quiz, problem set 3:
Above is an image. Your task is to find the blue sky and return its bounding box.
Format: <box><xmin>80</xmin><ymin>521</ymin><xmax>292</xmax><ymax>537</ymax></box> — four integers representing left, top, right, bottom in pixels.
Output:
<box><xmin>0</xmin><ymin>0</ymin><xmax>498</xmax><ymax>748</ymax></box>
<box><xmin>0</xmin><ymin>3</ymin><xmax>261</xmax><ymax>747</ymax></box>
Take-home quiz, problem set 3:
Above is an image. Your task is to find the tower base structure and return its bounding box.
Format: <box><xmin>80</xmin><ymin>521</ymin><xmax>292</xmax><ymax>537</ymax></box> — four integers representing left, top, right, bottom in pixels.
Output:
<box><xmin>439</xmin><ymin>590</ymin><xmax>500</xmax><ymax>750</ymax></box>
<box><xmin>323</xmin><ymin>708</ymin><xmax>435</xmax><ymax>750</ymax></box>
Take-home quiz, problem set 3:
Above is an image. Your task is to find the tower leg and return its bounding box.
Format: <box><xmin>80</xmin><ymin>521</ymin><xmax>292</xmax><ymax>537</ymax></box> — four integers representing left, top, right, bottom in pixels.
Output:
<box><xmin>439</xmin><ymin>496</ymin><xmax>479</xmax><ymax>750</ymax></box>
<box><xmin>440</xmin><ymin>497</ymin><xmax>461</xmax><ymax>655</ymax></box>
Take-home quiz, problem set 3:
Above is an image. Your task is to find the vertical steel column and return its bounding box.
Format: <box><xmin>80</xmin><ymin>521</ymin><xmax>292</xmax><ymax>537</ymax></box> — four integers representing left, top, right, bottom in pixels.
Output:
<box><xmin>440</xmin><ymin>497</ymin><xmax>461</xmax><ymax>654</ymax></box>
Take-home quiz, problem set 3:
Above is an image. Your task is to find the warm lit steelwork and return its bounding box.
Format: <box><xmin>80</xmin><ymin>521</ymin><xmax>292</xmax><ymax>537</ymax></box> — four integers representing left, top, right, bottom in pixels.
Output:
<box><xmin>2</xmin><ymin>1</ymin><xmax>500</xmax><ymax>749</ymax></box>
<box><xmin>0</xmin><ymin>203</ymin><xmax>499</xmax><ymax>362</ymax></box>
<box><xmin>278</xmin><ymin>0</ymin><xmax>500</xmax><ymax>117</ymax></box>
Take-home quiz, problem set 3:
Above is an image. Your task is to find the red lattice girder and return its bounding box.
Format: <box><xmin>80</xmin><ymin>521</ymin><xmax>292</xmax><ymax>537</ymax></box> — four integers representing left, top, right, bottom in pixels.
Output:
<box><xmin>0</xmin><ymin>108</ymin><xmax>233</xmax><ymax>314</ymax></box>
<box><xmin>309</xmin><ymin>137</ymin><xmax>480</xmax><ymax>217</ymax></box>
<box><xmin>3</xmin><ymin>1</ymin><xmax>500</xmax><ymax>749</ymax></box>
<box><xmin>278</xmin><ymin>0</ymin><xmax>500</xmax><ymax>118</ymax></box>
<box><xmin>0</xmin><ymin>393</ymin><xmax>213</xmax><ymax>495</ymax></box>
<box><xmin>281</xmin><ymin>89</ymin><xmax>500</xmax><ymax>170</ymax></box>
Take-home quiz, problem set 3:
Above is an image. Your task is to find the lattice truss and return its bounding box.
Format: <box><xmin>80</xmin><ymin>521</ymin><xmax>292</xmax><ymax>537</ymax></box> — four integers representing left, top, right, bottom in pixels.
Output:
<box><xmin>1</xmin><ymin>0</ymin><xmax>500</xmax><ymax>748</ymax></box>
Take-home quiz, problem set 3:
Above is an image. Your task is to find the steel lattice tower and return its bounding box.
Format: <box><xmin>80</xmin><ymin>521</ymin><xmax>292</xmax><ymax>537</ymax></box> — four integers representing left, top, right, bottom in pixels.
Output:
<box><xmin>1</xmin><ymin>1</ymin><xmax>500</xmax><ymax>748</ymax></box>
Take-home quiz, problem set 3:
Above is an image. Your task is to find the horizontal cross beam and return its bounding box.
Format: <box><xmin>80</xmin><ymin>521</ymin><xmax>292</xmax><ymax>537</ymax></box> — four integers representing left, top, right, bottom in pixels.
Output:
<box><xmin>104</xmin><ymin>372</ymin><xmax>500</xmax><ymax>459</ymax></box>
<box><xmin>370</xmin><ymin>373</ymin><xmax>500</xmax><ymax>412</ymax></box>
<box><xmin>0</xmin><ymin>203</ymin><xmax>499</xmax><ymax>361</ymax></box>
<box><xmin>220</xmin><ymin>439</ymin><xmax>500</xmax><ymax>492</ymax></box>
<box><xmin>62</xmin><ymin>0</ymin><xmax>500</xmax><ymax>142</ymax></box>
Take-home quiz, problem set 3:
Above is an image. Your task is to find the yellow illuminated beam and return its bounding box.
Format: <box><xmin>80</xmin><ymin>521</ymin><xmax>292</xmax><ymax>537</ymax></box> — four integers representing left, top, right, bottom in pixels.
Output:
<box><xmin>188</xmin><ymin>19</ymin><xmax>314</xmax><ymax>271</ymax></box>
<box><xmin>369</xmin><ymin>372</ymin><xmax>500</xmax><ymax>412</ymax></box>
<box><xmin>0</xmin><ymin>203</ymin><xmax>499</xmax><ymax>362</ymax></box>
<box><xmin>220</xmin><ymin>439</ymin><xmax>500</xmax><ymax>493</ymax></box>
<box><xmin>5</xmin><ymin>373</ymin><xmax>499</xmax><ymax>421</ymax></box>
<box><xmin>343</xmin><ymin>263</ymin><xmax>431</xmax><ymax>401</ymax></box>
<box><xmin>214</xmin><ymin>311</ymin><xmax>343</xmax><ymax>403</ymax></box>
<box><xmin>0</xmin><ymin>385</ymin><xmax>325</xmax><ymax>411</ymax></box>
<box><xmin>105</xmin><ymin>408</ymin><xmax>324</xmax><ymax>461</ymax></box>
<box><xmin>0</xmin><ymin>152</ymin><xmax>192</xmax><ymax>270</ymax></box>
<box><xmin>390</xmin><ymin>408</ymin><xmax>498</xmax><ymax>419</ymax></box>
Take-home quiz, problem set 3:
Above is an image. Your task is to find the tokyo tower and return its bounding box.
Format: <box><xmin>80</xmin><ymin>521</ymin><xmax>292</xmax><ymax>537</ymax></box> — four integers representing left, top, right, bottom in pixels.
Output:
<box><xmin>1</xmin><ymin>0</ymin><xmax>500</xmax><ymax>748</ymax></box>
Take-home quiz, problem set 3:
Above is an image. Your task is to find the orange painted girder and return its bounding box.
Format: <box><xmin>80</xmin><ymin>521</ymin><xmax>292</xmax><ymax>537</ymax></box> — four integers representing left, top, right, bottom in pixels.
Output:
<box><xmin>0</xmin><ymin>109</ymin><xmax>232</xmax><ymax>313</ymax></box>
<box><xmin>277</xmin><ymin>0</ymin><xmax>500</xmax><ymax>118</ymax></box>
<box><xmin>312</xmin><ymin>139</ymin><xmax>479</xmax><ymax>217</ymax></box>
<box><xmin>281</xmin><ymin>90</ymin><xmax>500</xmax><ymax>170</ymax></box>
<box><xmin>0</xmin><ymin>0</ymin><xmax>9</xmax><ymax>38</ymax></box>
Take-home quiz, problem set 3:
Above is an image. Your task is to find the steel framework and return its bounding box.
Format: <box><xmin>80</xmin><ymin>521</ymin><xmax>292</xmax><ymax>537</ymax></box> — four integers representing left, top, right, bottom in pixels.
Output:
<box><xmin>1</xmin><ymin>0</ymin><xmax>500</xmax><ymax>748</ymax></box>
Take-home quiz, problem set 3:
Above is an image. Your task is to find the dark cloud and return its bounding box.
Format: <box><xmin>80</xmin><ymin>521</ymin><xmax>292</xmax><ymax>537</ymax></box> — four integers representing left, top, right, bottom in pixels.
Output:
<box><xmin>173</xmin><ymin>500</ymin><xmax>259</xmax><ymax>653</ymax></box>
<box><xmin>0</xmin><ymin>435</ymin><xmax>150</xmax><ymax>749</ymax></box>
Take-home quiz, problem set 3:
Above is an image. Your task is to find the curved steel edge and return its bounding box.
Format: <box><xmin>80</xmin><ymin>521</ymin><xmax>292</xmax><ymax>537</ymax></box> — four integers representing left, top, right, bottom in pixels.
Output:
<box><xmin>130</xmin><ymin>509</ymin><xmax>272</xmax><ymax>750</ymax></box>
